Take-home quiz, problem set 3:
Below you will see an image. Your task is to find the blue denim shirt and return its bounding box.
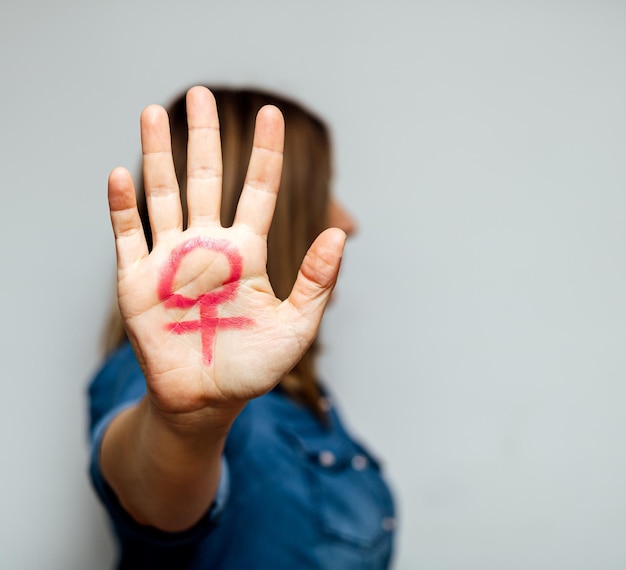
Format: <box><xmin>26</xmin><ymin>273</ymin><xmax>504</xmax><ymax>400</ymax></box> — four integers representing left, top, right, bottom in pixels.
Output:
<box><xmin>88</xmin><ymin>343</ymin><xmax>396</xmax><ymax>569</ymax></box>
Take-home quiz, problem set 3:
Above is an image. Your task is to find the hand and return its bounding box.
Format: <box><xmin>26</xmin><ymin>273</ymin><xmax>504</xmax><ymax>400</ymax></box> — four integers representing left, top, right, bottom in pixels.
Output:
<box><xmin>107</xmin><ymin>86</ymin><xmax>346</xmax><ymax>421</ymax></box>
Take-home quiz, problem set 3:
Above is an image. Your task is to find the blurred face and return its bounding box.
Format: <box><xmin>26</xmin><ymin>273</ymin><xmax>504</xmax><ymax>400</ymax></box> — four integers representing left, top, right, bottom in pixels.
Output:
<box><xmin>327</xmin><ymin>199</ymin><xmax>355</xmax><ymax>302</ymax></box>
<box><xmin>328</xmin><ymin>199</ymin><xmax>357</xmax><ymax>237</ymax></box>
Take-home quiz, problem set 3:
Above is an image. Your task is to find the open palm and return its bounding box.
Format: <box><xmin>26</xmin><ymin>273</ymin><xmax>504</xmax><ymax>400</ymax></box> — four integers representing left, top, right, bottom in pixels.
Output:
<box><xmin>108</xmin><ymin>87</ymin><xmax>345</xmax><ymax>417</ymax></box>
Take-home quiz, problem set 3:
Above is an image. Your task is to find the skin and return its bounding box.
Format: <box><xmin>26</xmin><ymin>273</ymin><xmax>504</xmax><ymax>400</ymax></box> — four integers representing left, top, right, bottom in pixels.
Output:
<box><xmin>159</xmin><ymin>237</ymin><xmax>254</xmax><ymax>365</ymax></box>
<box><xmin>101</xmin><ymin>86</ymin><xmax>347</xmax><ymax>532</ymax></box>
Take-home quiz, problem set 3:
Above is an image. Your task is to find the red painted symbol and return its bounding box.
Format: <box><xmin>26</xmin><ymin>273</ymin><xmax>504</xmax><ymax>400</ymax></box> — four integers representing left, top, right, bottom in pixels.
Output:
<box><xmin>158</xmin><ymin>237</ymin><xmax>253</xmax><ymax>365</ymax></box>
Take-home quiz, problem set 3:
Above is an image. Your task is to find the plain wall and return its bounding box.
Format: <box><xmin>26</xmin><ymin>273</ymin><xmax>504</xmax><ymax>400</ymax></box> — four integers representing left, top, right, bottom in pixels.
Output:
<box><xmin>1</xmin><ymin>1</ymin><xmax>626</xmax><ymax>568</ymax></box>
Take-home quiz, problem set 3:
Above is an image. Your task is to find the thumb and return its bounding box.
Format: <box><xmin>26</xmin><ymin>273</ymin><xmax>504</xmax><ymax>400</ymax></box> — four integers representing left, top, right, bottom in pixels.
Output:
<box><xmin>283</xmin><ymin>228</ymin><xmax>347</xmax><ymax>328</ymax></box>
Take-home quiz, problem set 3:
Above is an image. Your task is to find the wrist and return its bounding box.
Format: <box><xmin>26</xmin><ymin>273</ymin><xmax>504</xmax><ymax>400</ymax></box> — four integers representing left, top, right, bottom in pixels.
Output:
<box><xmin>142</xmin><ymin>395</ymin><xmax>243</xmax><ymax>441</ymax></box>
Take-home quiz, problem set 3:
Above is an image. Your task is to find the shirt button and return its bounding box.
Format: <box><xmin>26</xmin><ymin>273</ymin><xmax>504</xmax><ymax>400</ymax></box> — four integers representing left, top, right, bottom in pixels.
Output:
<box><xmin>381</xmin><ymin>517</ymin><xmax>396</xmax><ymax>532</ymax></box>
<box><xmin>318</xmin><ymin>450</ymin><xmax>336</xmax><ymax>467</ymax></box>
<box><xmin>351</xmin><ymin>454</ymin><xmax>369</xmax><ymax>471</ymax></box>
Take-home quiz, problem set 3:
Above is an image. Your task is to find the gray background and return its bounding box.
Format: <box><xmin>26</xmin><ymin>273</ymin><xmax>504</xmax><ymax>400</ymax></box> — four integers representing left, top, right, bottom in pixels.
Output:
<box><xmin>1</xmin><ymin>1</ymin><xmax>625</xmax><ymax>568</ymax></box>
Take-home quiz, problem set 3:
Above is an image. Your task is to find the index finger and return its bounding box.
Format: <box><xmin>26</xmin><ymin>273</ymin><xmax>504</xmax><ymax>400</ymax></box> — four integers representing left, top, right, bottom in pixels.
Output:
<box><xmin>141</xmin><ymin>104</ymin><xmax>183</xmax><ymax>245</ymax></box>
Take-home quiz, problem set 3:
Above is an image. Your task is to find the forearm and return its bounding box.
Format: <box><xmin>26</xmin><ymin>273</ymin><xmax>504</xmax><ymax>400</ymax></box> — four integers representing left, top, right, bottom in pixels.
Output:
<box><xmin>100</xmin><ymin>396</ymin><xmax>241</xmax><ymax>532</ymax></box>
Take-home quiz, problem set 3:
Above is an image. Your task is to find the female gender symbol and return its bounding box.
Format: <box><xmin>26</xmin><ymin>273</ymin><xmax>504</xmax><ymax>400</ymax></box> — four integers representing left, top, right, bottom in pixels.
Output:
<box><xmin>158</xmin><ymin>237</ymin><xmax>253</xmax><ymax>365</ymax></box>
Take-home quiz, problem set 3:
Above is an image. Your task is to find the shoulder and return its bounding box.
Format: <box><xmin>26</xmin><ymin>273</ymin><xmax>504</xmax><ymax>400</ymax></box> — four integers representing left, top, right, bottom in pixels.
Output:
<box><xmin>88</xmin><ymin>342</ymin><xmax>145</xmax><ymax>401</ymax></box>
<box><xmin>87</xmin><ymin>342</ymin><xmax>146</xmax><ymax>441</ymax></box>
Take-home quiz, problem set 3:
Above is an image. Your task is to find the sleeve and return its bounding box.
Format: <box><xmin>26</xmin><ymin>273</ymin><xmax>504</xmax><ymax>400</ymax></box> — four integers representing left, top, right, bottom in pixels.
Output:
<box><xmin>86</xmin><ymin>342</ymin><xmax>230</xmax><ymax>549</ymax></box>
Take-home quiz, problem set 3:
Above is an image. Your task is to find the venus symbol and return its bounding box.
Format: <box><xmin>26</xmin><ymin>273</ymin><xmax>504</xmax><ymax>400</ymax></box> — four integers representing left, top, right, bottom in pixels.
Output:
<box><xmin>158</xmin><ymin>237</ymin><xmax>254</xmax><ymax>365</ymax></box>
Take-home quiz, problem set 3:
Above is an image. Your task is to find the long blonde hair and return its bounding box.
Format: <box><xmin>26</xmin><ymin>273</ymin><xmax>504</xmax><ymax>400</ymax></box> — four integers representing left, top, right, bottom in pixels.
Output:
<box><xmin>103</xmin><ymin>86</ymin><xmax>333</xmax><ymax>416</ymax></box>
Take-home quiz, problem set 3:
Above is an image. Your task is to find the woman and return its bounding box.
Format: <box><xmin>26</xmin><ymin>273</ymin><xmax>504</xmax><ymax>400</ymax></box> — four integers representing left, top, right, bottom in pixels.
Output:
<box><xmin>89</xmin><ymin>86</ymin><xmax>395</xmax><ymax>569</ymax></box>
